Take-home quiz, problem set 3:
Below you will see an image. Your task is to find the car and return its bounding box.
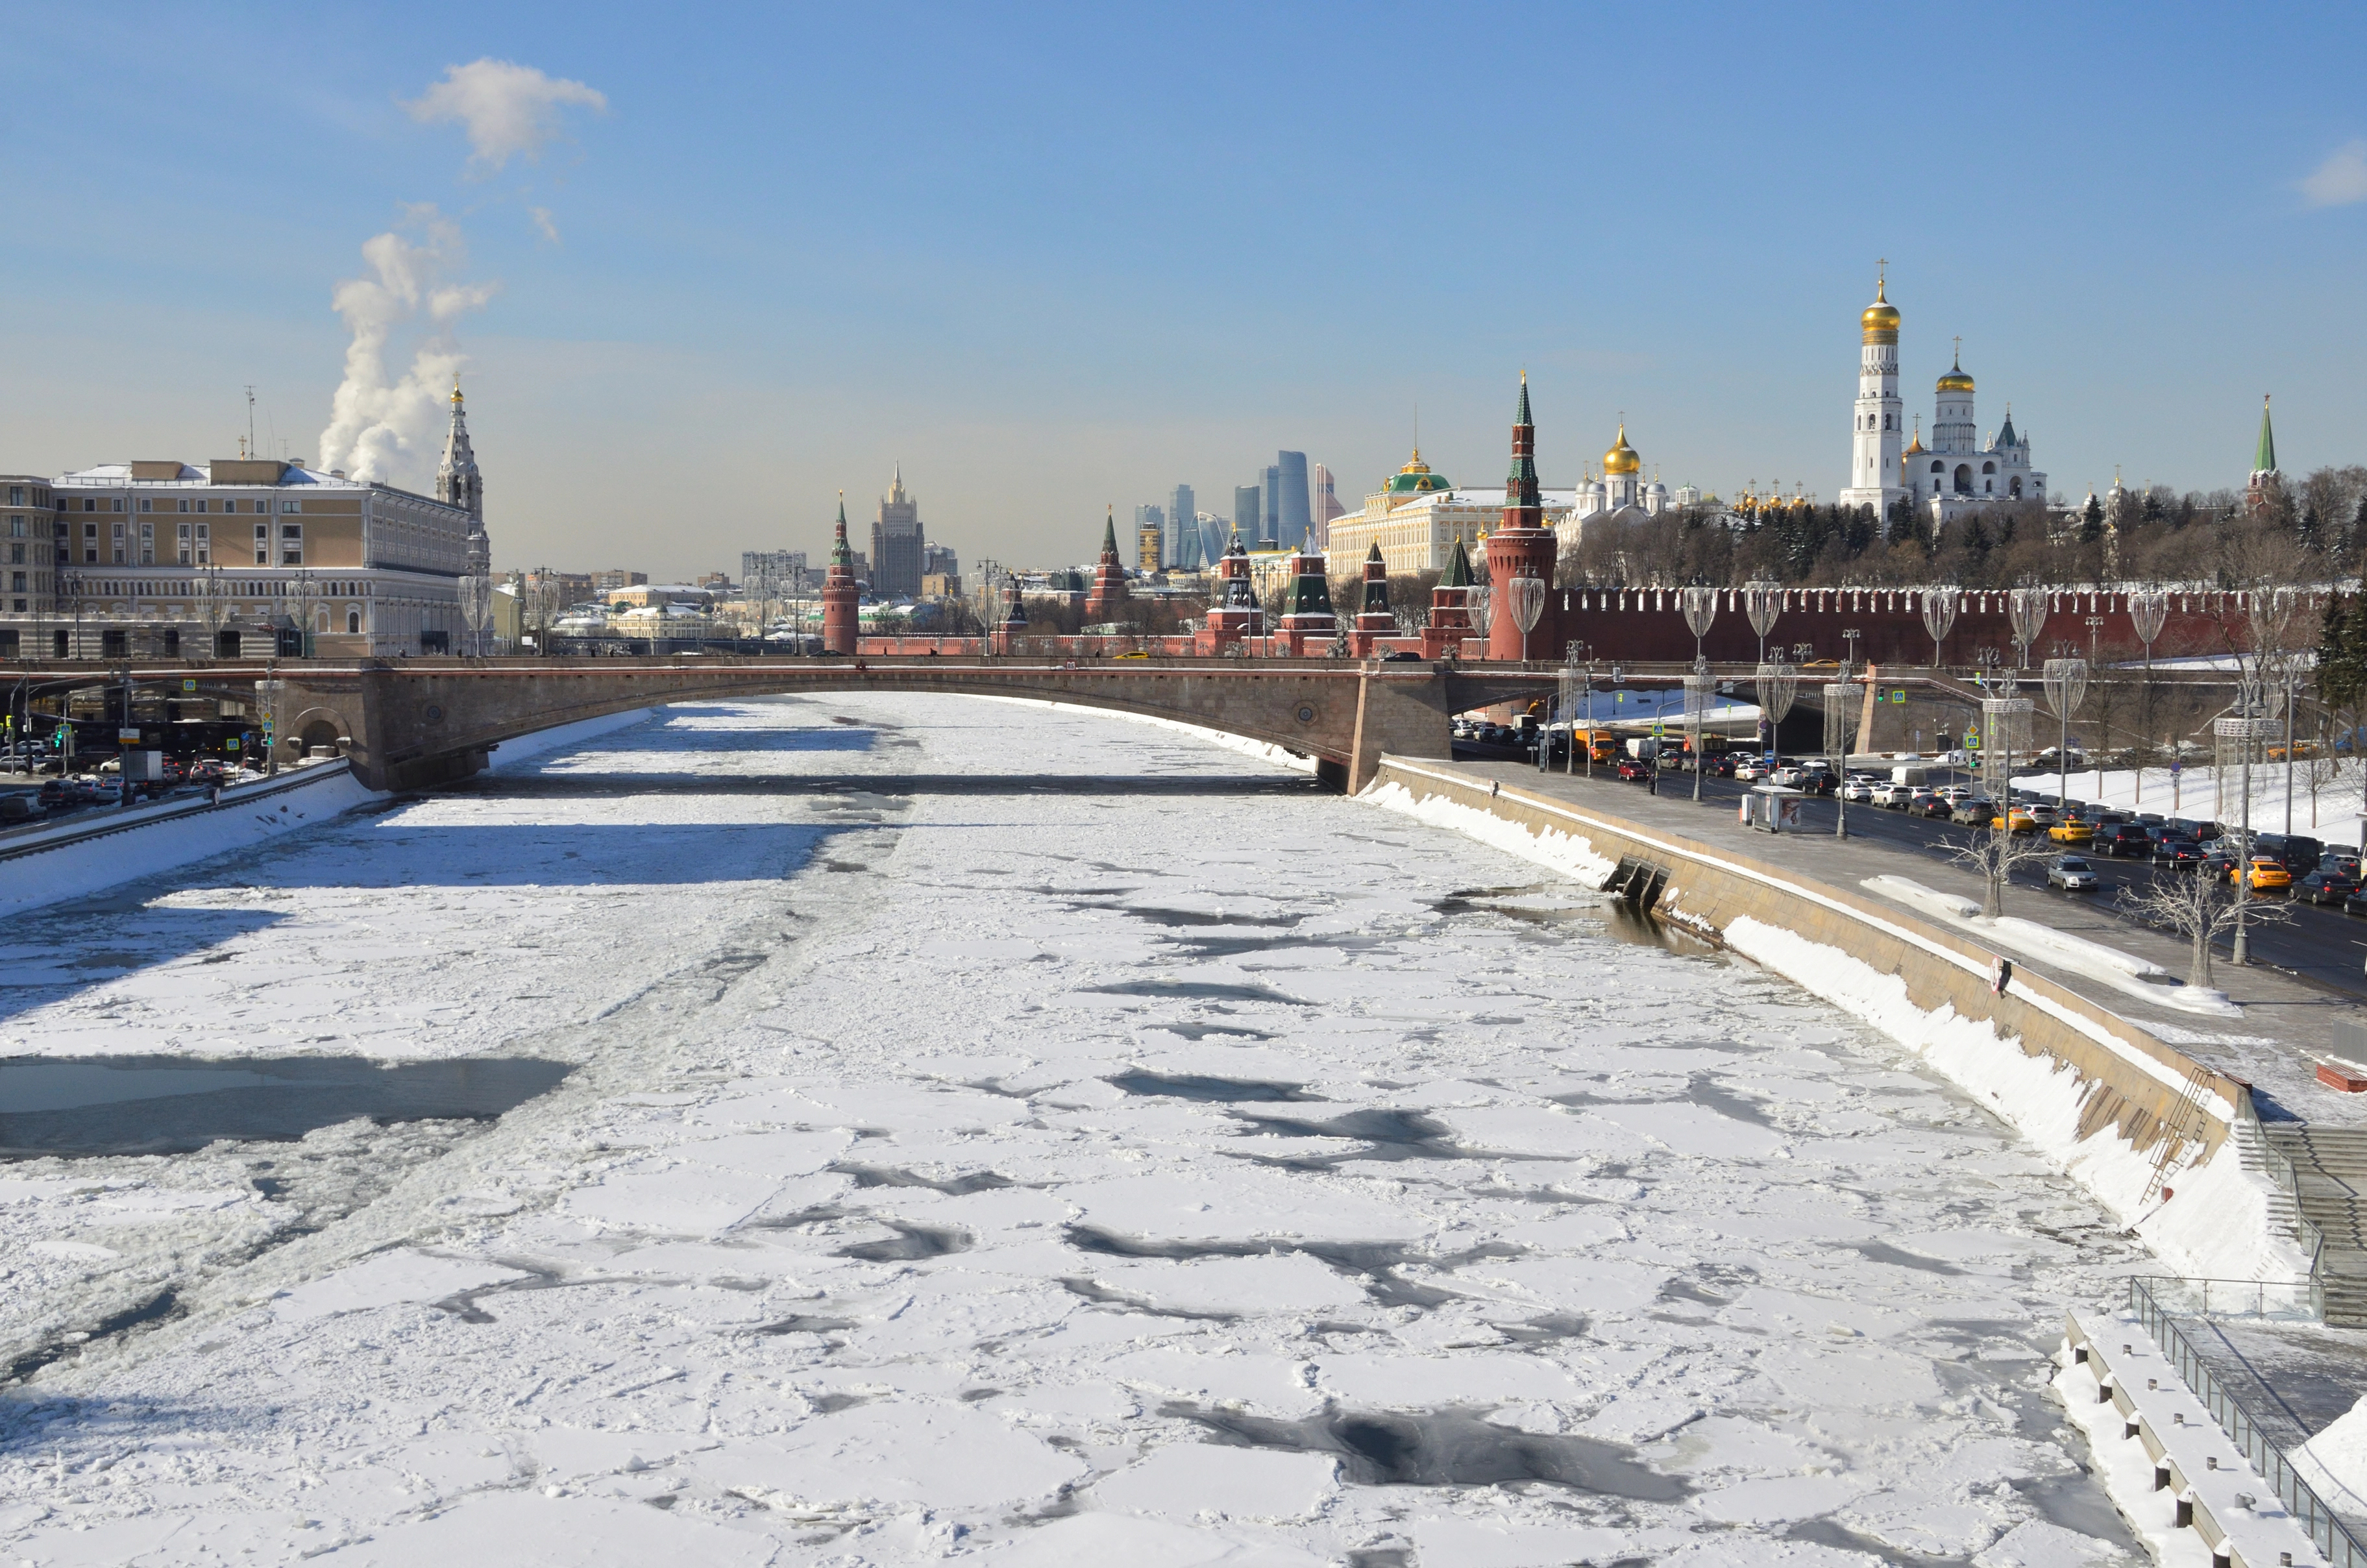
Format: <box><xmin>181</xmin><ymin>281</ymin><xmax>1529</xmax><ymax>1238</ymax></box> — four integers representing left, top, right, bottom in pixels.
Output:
<box><xmin>1950</xmin><ymin>800</ymin><xmax>1997</xmax><ymax>826</ymax></box>
<box><xmin>1770</xmin><ymin>766</ymin><xmax>1806</xmax><ymax>788</ymax></box>
<box><xmin>2005</xmin><ymin>806</ymin><xmax>2042</xmax><ymax>833</ymax></box>
<box><xmin>2093</xmin><ymin>824</ymin><xmax>2153</xmax><ymax>858</ymax></box>
<box><xmin>2346</xmin><ymin>887</ymin><xmax>2367</xmax><ymax>919</ymax></box>
<box><xmin>2025</xmin><ymin>805</ymin><xmax>2059</xmax><ymax>829</ymax></box>
<box><xmin>1800</xmin><ymin>771</ymin><xmax>1838</xmax><ymax>796</ymax></box>
<box><xmin>1869</xmin><ymin>781</ymin><xmax>1913</xmax><ymax>808</ymax></box>
<box><xmin>2046</xmin><ymin>855</ymin><xmax>2100</xmax><ymax>891</ymax></box>
<box><xmin>2298</xmin><ymin>866</ymin><xmax>2362</xmax><ymax>906</ymax></box>
<box><xmin>1615</xmin><ymin>757</ymin><xmax>1653</xmax><ymax>781</ymax></box>
<box><xmin>2048</xmin><ymin>819</ymin><xmax>2095</xmax><ymax>845</ymax></box>
<box><xmin>1732</xmin><ymin>757</ymin><xmax>1774</xmax><ymax>781</ymax></box>
<box><xmin>36</xmin><ymin>778</ymin><xmax>71</xmax><ymax>807</ymax></box>
<box><xmin>1913</xmin><ymin>792</ymin><xmax>1953</xmax><ymax>818</ymax></box>
<box><xmin>1841</xmin><ymin>779</ymin><xmax>1876</xmax><ymax>803</ymax></box>
<box><xmin>1704</xmin><ymin>754</ymin><xmax>1737</xmax><ymax>778</ymax></box>
<box><xmin>2234</xmin><ymin>855</ymin><xmax>2292</xmax><ymax>893</ymax></box>
<box><xmin>1382</xmin><ymin>650</ymin><xmax>1425</xmax><ymax>661</ymax></box>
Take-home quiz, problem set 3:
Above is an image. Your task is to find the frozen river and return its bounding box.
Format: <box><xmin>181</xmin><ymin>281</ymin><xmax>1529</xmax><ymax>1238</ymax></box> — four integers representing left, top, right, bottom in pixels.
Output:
<box><xmin>0</xmin><ymin>696</ymin><xmax>2150</xmax><ymax>1566</ymax></box>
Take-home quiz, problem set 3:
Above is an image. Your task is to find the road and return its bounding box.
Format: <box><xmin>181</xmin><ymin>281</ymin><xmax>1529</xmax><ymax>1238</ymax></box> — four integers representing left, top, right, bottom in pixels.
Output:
<box><xmin>1532</xmin><ymin>754</ymin><xmax>2367</xmax><ymax>1001</ymax></box>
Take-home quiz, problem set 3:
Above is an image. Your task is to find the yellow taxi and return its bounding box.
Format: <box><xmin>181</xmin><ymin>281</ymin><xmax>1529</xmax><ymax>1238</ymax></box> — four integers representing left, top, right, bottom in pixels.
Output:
<box><xmin>2005</xmin><ymin>806</ymin><xmax>2042</xmax><ymax>833</ymax></box>
<box><xmin>2047</xmin><ymin>818</ymin><xmax>2094</xmax><ymax>844</ymax></box>
<box><xmin>2233</xmin><ymin>855</ymin><xmax>2291</xmax><ymax>892</ymax></box>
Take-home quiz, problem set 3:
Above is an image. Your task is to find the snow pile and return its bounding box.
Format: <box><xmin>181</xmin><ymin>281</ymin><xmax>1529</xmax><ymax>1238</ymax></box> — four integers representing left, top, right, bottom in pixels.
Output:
<box><xmin>487</xmin><ymin>705</ymin><xmax>663</xmax><ymax>769</ymax></box>
<box><xmin>2296</xmin><ymin>1393</ymin><xmax>2367</xmax><ymax>1520</ymax></box>
<box><xmin>1859</xmin><ymin>876</ymin><xmax>2235</xmax><ymax>1019</ymax></box>
<box><xmin>1360</xmin><ymin>777</ymin><xmax>1620</xmax><ymax>887</ymax></box>
<box><xmin>0</xmin><ymin>695</ymin><xmax>2199</xmax><ymax>1563</ymax></box>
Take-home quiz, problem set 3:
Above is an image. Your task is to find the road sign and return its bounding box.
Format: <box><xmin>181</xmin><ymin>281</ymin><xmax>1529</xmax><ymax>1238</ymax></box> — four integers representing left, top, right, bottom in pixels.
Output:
<box><xmin>182</xmin><ymin>679</ymin><xmax>196</xmax><ymax>692</ymax></box>
<box><xmin>1889</xmin><ymin>689</ymin><xmax>1906</xmax><ymax>704</ymax></box>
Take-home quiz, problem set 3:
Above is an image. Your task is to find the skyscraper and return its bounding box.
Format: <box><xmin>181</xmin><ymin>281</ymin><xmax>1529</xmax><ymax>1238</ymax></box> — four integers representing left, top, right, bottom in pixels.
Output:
<box><xmin>1275</xmin><ymin>450</ymin><xmax>1311</xmax><ymax>544</ymax></box>
<box><xmin>1168</xmin><ymin>484</ymin><xmax>1196</xmax><ymax>568</ymax></box>
<box><xmin>1261</xmin><ymin>464</ymin><xmax>1282</xmax><ymax>547</ymax></box>
<box><xmin>1234</xmin><ymin>485</ymin><xmax>1262</xmax><ymax>546</ymax></box>
<box><xmin>870</xmin><ymin>465</ymin><xmax>926</xmax><ymax>599</ymax></box>
<box><xmin>1310</xmin><ymin>463</ymin><xmax>1342</xmax><ymax>547</ymax></box>
<box><xmin>1133</xmin><ymin>502</ymin><xmax>1165</xmax><ymax>567</ymax></box>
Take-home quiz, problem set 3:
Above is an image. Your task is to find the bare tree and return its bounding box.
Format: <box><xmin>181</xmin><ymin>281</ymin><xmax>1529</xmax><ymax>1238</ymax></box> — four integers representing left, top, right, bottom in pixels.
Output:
<box><xmin>2118</xmin><ymin>871</ymin><xmax>2293</xmax><ymax>992</ymax></box>
<box><xmin>1948</xmin><ymin>823</ymin><xmax>2062</xmax><ymax>918</ymax></box>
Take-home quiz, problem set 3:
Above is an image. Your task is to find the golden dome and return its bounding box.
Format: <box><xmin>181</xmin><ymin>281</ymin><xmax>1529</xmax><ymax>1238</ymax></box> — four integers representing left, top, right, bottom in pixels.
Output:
<box><xmin>1602</xmin><ymin>423</ymin><xmax>1641</xmax><ymax>475</ymax></box>
<box><xmin>1937</xmin><ymin>361</ymin><xmax>1974</xmax><ymax>394</ymax></box>
<box><xmin>1860</xmin><ymin>273</ymin><xmax>1899</xmax><ymax>343</ymax></box>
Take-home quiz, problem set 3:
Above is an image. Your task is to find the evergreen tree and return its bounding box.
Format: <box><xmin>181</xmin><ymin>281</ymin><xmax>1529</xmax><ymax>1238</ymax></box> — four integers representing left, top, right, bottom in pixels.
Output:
<box><xmin>1961</xmin><ymin>515</ymin><xmax>1993</xmax><ymax>567</ymax></box>
<box><xmin>2079</xmin><ymin>494</ymin><xmax>2105</xmax><ymax>545</ymax></box>
<box><xmin>1843</xmin><ymin>503</ymin><xmax>1876</xmax><ymax>557</ymax></box>
<box><xmin>2300</xmin><ymin>504</ymin><xmax>2325</xmax><ymax>554</ymax></box>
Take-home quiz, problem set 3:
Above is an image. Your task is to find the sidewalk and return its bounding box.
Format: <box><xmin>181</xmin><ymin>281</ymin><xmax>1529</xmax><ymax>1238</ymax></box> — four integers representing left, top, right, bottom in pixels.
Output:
<box><xmin>1444</xmin><ymin>757</ymin><xmax>2367</xmax><ymax>1126</ymax></box>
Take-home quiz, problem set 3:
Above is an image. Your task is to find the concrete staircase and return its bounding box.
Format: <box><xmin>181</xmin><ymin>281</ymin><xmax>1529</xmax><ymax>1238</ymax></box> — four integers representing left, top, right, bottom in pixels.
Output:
<box><xmin>2254</xmin><ymin>1121</ymin><xmax>2367</xmax><ymax>1325</ymax></box>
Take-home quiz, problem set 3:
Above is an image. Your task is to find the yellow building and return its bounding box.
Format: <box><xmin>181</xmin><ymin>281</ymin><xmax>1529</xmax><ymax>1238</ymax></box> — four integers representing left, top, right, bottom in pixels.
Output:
<box><xmin>1323</xmin><ymin>451</ymin><xmax>1576</xmax><ymax>579</ymax></box>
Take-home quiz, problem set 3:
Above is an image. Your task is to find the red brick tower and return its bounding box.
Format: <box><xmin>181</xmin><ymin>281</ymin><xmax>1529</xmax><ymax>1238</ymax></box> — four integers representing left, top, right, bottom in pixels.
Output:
<box><xmin>1349</xmin><ymin>541</ymin><xmax>1394</xmax><ymax>656</ymax></box>
<box><xmin>1083</xmin><ymin>507</ymin><xmax>1130</xmax><ymax>625</ymax></box>
<box><xmin>1486</xmin><ymin>372</ymin><xmax>1557</xmax><ymax>661</ymax></box>
<box><xmin>1420</xmin><ymin>533</ymin><xmax>1475</xmax><ymax>659</ymax></box>
<box><xmin>1276</xmin><ymin>533</ymin><xmax>1337</xmax><ymax>654</ymax></box>
<box><xmin>820</xmin><ymin>491</ymin><xmax>861</xmax><ymax>655</ymax></box>
<box><xmin>1203</xmin><ymin>529</ymin><xmax>1264</xmax><ymax>650</ymax></box>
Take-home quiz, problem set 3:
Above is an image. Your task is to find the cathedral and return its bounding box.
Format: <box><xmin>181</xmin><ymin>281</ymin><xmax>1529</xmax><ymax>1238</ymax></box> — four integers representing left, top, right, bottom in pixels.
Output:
<box><xmin>1571</xmin><ymin>423</ymin><xmax>1672</xmax><ymax>522</ymax></box>
<box><xmin>1839</xmin><ymin>271</ymin><xmax>2046</xmax><ymax>522</ymax></box>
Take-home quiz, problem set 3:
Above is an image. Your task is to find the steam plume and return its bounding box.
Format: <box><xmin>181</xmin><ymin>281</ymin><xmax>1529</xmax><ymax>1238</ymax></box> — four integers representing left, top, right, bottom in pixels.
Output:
<box><xmin>315</xmin><ymin>206</ymin><xmax>497</xmax><ymax>484</ymax></box>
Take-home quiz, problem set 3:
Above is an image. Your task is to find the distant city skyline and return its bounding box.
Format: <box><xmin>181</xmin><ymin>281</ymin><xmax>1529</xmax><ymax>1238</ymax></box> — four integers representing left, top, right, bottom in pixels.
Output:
<box><xmin>4</xmin><ymin>6</ymin><xmax>2362</xmax><ymax>578</ymax></box>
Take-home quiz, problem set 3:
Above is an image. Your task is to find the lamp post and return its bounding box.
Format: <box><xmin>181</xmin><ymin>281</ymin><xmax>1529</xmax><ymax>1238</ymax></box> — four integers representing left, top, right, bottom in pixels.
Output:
<box><xmin>1510</xmin><ymin>576</ymin><xmax>1546</xmax><ymax>665</ymax></box>
<box><xmin>2008</xmin><ymin>583</ymin><xmax>2049</xmax><ymax>673</ymax></box>
<box><xmin>1824</xmin><ymin>681</ymin><xmax>1854</xmax><ymax>838</ymax></box>
<box><xmin>1920</xmin><ymin>586</ymin><xmax>1959</xmax><ymax>671</ymax></box>
<box><xmin>2041</xmin><ymin>657</ymin><xmax>2089</xmax><ymax>820</ymax></box>
<box><xmin>1743</xmin><ymin>581</ymin><xmax>1782</xmax><ymax>666</ymax></box>
<box><xmin>2129</xmin><ymin>588</ymin><xmax>2169</xmax><ymax>805</ymax></box>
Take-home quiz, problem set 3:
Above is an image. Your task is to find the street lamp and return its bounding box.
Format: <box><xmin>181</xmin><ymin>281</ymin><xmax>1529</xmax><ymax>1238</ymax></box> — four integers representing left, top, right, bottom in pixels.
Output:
<box><xmin>1743</xmin><ymin>581</ymin><xmax>1782</xmax><ymax>666</ymax></box>
<box><xmin>2041</xmin><ymin>657</ymin><xmax>2089</xmax><ymax>820</ymax></box>
<box><xmin>1920</xmin><ymin>587</ymin><xmax>1959</xmax><ymax>671</ymax></box>
<box><xmin>1842</xmin><ymin>628</ymin><xmax>1861</xmax><ymax>676</ymax></box>
<box><xmin>1824</xmin><ymin>681</ymin><xmax>1854</xmax><ymax>838</ymax></box>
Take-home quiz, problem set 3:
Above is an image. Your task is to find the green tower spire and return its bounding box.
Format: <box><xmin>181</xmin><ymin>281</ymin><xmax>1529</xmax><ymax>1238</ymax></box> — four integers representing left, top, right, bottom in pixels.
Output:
<box><xmin>1440</xmin><ymin>533</ymin><xmax>1474</xmax><ymax>589</ymax></box>
<box><xmin>2254</xmin><ymin>395</ymin><xmax>2277</xmax><ymax>474</ymax></box>
<box><xmin>829</xmin><ymin>492</ymin><xmax>852</xmax><ymax>565</ymax></box>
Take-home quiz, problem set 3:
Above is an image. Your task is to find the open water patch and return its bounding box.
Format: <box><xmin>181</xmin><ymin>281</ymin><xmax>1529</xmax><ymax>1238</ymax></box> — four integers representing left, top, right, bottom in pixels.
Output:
<box><xmin>0</xmin><ymin>1055</ymin><xmax>574</xmax><ymax>1159</ymax></box>
<box><xmin>1169</xmin><ymin>1403</ymin><xmax>1686</xmax><ymax>1499</ymax></box>
<box><xmin>1107</xmin><ymin>1070</ymin><xmax>1314</xmax><ymax>1103</ymax></box>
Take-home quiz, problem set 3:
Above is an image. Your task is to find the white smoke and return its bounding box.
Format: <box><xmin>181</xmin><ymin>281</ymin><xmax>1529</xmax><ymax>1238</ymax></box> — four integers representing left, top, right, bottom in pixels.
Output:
<box><xmin>315</xmin><ymin>205</ymin><xmax>498</xmax><ymax>483</ymax></box>
<box><xmin>405</xmin><ymin>58</ymin><xmax>607</xmax><ymax>173</ymax></box>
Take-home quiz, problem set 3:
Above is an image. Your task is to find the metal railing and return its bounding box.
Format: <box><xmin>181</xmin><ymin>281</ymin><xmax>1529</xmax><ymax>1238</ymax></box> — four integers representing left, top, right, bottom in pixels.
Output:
<box><xmin>2124</xmin><ymin>1275</ymin><xmax>2318</xmax><ymax>1321</ymax></box>
<box><xmin>2128</xmin><ymin>1276</ymin><xmax>2367</xmax><ymax>1565</ymax></box>
<box><xmin>2236</xmin><ymin>1090</ymin><xmax>2331</xmax><ymax>1301</ymax></box>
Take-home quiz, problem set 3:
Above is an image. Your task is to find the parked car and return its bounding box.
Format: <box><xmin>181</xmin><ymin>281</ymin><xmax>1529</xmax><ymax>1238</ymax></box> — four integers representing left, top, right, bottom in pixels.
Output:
<box><xmin>2046</xmin><ymin>855</ymin><xmax>2100</xmax><ymax>892</ymax></box>
<box><xmin>1950</xmin><ymin>800</ymin><xmax>1997</xmax><ymax>826</ymax></box>
<box><xmin>2047</xmin><ymin>818</ymin><xmax>2095</xmax><ymax>845</ymax></box>
<box><xmin>2298</xmin><ymin>865</ymin><xmax>2362</xmax><ymax>906</ymax></box>
<box><xmin>2092</xmin><ymin>824</ymin><xmax>2154</xmax><ymax>858</ymax></box>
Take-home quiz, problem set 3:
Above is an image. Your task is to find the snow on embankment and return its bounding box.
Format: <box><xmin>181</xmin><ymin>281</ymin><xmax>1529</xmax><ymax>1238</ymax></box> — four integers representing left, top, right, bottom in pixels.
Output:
<box><xmin>1361</xmin><ymin>768</ymin><xmax>2299</xmax><ymax>1284</ymax></box>
<box><xmin>0</xmin><ymin>764</ymin><xmax>381</xmax><ymax>918</ymax></box>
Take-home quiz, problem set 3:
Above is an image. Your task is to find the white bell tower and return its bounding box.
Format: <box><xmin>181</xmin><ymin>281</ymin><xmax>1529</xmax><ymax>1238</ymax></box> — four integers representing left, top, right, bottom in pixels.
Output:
<box><xmin>1839</xmin><ymin>265</ymin><xmax>1906</xmax><ymax>514</ymax></box>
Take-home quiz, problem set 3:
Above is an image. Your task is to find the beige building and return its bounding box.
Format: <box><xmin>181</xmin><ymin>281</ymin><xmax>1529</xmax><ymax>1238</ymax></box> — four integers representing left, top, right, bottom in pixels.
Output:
<box><xmin>1323</xmin><ymin>451</ymin><xmax>1576</xmax><ymax>579</ymax></box>
<box><xmin>29</xmin><ymin>458</ymin><xmax>475</xmax><ymax>658</ymax></box>
<box><xmin>0</xmin><ymin>476</ymin><xmax>60</xmax><ymax>655</ymax></box>
<box><xmin>12</xmin><ymin>384</ymin><xmax>491</xmax><ymax>659</ymax></box>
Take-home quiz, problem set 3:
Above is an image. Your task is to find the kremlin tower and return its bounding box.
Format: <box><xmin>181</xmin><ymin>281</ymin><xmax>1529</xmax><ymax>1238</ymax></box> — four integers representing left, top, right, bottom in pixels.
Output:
<box><xmin>1420</xmin><ymin>533</ymin><xmax>1475</xmax><ymax>660</ymax></box>
<box><xmin>1483</xmin><ymin>373</ymin><xmax>1556</xmax><ymax>661</ymax></box>
<box><xmin>1839</xmin><ymin>266</ymin><xmax>1906</xmax><ymax>513</ymax></box>
<box><xmin>1084</xmin><ymin>508</ymin><xmax>1130</xmax><ymax>624</ymax></box>
<box><xmin>1276</xmin><ymin>532</ymin><xmax>1337</xmax><ymax>654</ymax></box>
<box><xmin>1202</xmin><ymin>530</ymin><xmax>1264</xmax><ymax>650</ymax></box>
<box><xmin>820</xmin><ymin>493</ymin><xmax>860</xmax><ymax>655</ymax></box>
<box><xmin>1349</xmin><ymin>541</ymin><xmax>1393</xmax><ymax>657</ymax></box>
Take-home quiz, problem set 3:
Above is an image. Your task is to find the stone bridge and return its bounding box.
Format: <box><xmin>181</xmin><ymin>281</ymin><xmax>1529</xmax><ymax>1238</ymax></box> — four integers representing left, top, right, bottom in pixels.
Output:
<box><xmin>7</xmin><ymin>655</ymin><xmax>1574</xmax><ymax>793</ymax></box>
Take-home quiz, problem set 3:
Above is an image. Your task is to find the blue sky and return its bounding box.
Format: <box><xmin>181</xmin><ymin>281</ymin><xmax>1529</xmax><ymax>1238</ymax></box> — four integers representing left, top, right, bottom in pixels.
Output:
<box><xmin>4</xmin><ymin>2</ymin><xmax>2362</xmax><ymax>578</ymax></box>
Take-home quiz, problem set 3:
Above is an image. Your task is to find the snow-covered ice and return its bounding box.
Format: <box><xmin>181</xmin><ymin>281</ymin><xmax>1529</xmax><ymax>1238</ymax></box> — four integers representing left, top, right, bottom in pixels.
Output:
<box><xmin>0</xmin><ymin>696</ymin><xmax>2161</xmax><ymax>1563</ymax></box>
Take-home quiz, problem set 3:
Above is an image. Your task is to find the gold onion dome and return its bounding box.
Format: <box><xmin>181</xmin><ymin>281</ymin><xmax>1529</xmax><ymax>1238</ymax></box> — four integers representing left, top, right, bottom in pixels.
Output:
<box><xmin>1937</xmin><ymin>360</ymin><xmax>1974</xmax><ymax>393</ymax></box>
<box><xmin>1602</xmin><ymin>423</ymin><xmax>1641</xmax><ymax>476</ymax></box>
<box><xmin>1860</xmin><ymin>275</ymin><xmax>1900</xmax><ymax>342</ymax></box>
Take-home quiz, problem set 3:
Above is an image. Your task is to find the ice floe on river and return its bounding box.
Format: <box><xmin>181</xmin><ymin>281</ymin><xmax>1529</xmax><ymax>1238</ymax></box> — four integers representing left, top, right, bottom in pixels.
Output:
<box><xmin>0</xmin><ymin>696</ymin><xmax>2153</xmax><ymax>1564</ymax></box>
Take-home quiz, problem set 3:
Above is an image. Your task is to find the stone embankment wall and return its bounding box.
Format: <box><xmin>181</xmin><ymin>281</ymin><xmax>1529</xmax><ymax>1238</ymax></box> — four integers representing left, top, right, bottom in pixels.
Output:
<box><xmin>1365</xmin><ymin>757</ymin><xmax>2292</xmax><ymax>1283</ymax></box>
